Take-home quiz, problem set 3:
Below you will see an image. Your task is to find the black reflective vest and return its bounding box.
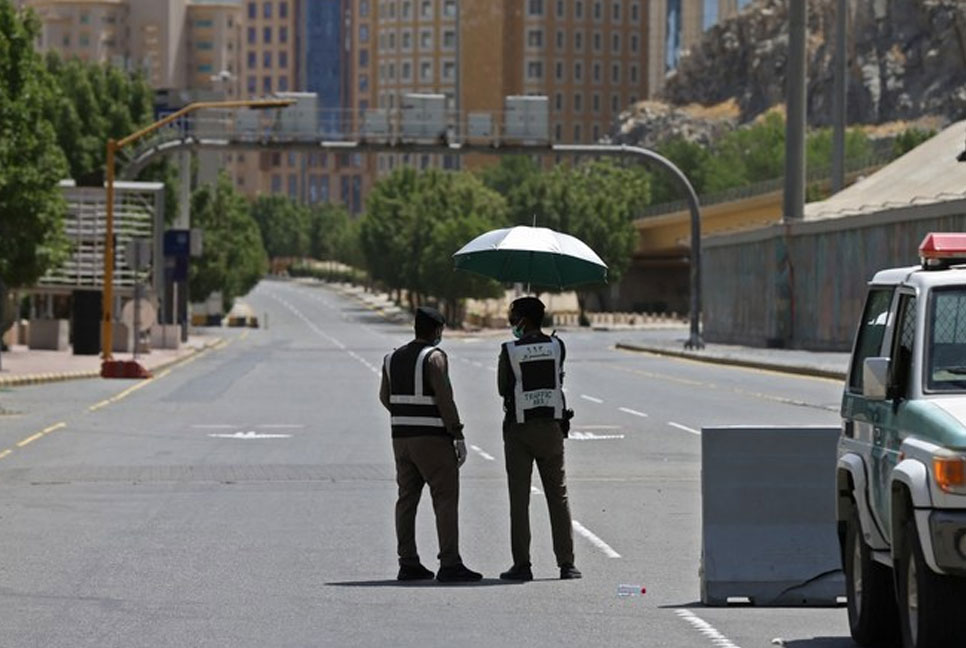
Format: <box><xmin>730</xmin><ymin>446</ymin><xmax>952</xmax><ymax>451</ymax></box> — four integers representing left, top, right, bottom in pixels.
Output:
<box><xmin>384</xmin><ymin>341</ymin><xmax>448</xmax><ymax>438</ymax></box>
<box><xmin>503</xmin><ymin>333</ymin><xmax>564</xmax><ymax>424</ymax></box>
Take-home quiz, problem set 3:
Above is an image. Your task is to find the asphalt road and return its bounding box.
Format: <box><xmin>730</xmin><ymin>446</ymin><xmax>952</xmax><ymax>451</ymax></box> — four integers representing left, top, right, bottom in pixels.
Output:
<box><xmin>0</xmin><ymin>279</ymin><xmax>852</xmax><ymax>648</ymax></box>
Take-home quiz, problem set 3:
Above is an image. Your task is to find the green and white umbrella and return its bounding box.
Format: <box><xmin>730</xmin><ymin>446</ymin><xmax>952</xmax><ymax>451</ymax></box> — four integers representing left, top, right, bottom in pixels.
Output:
<box><xmin>452</xmin><ymin>226</ymin><xmax>608</xmax><ymax>290</ymax></box>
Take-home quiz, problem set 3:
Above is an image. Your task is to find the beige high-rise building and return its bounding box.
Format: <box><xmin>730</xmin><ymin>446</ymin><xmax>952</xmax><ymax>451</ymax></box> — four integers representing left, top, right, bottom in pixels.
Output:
<box><xmin>28</xmin><ymin>0</ymin><xmax>130</xmax><ymax>67</ymax></box>
<box><xmin>186</xmin><ymin>1</ymin><xmax>242</xmax><ymax>96</ymax></box>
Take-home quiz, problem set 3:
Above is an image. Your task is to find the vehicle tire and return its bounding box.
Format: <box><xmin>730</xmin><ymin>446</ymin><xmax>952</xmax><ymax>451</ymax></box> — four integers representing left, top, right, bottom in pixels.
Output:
<box><xmin>897</xmin><ymin>516</ymin><xmax>964</xmax><ymax>648</ymax></box>
<box><xmin>844</xmin><ymin>503</ymin><xmax>899</xmax><ymax>646</ymax></box>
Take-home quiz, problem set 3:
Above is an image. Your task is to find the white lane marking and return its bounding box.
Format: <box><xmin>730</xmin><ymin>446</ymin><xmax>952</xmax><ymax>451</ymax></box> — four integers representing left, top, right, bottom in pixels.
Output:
<box><xmin>470</xmin><ymin>445</ymin><xmax>495</xmax><ymax>461</ymax></box>
<box><xmin>675</xmin><ymin>609</ymin><xmax>742</xmax><ymax>648</ymax></box>
<box><xmin>572</xmin><ymin>520</ymin><xmax>621</xmax><ymax>558</ymax></box>
<box><xmin>256</xmin><ymin>424</ymin><xmax>305</xmax><ymax>429</ymax></box>
<box><xmin>580</xmin><ymin>394</ymin><xmax>604</xmax><ymax>404</ymax></box>
<box><xmin>192</xmin><ymin>424</ymin><xmax>236</xmax><ymax>429</ymax></box>
<box><xmin>267</xmin><ymin>293</ymin><xmax>381</xmax><ymax>376</ymax></box>
<box><xmin>668</xmin><ymin>422</ymin><xmax>701</xmax><ymax>435</ymax></box>
<box><xmin>570</xmin><ymin>432</ymin><xmax>625</xmax><ymax>440</ymax></box>
<box><xmin>618</xmin><ymin>407</ymin><xmax>648</xmax><ymax>418</ymax></box>
<box><xmin>208</xmin><ymin>431</ymin><xmax>292</xmax><ymax>439</ymax></box>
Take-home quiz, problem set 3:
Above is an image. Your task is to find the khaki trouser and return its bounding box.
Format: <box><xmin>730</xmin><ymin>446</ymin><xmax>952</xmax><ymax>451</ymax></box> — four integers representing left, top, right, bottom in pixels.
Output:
<box><xmin>393</xmin><ymin>435</ymin><xmax>461</xmax><ymax>568</ymax></box>
<box><xmin>503</xmin><ymin>419</ymin><xmax>575</xmax><ymax>567</ymax></box>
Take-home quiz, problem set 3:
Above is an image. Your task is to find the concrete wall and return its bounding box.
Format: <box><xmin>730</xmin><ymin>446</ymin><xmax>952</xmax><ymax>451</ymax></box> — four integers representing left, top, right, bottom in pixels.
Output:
<box><xmin>703</xmin><ymin>198</ymin><xmax>966</xmax><ymax>350</ymax></box>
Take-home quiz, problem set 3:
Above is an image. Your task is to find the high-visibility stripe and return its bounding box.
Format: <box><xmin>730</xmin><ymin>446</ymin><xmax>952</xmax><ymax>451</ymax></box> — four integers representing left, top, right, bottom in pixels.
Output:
<box><xmin>384</xmin><ymin>353</ymin><xmax>392</xmax><ymax>382</ymax></box>
<box><xmin>390</xmin><ymin>416</ymin><xmax>446</xmax><ymax>427</ymax></box>
<box><xmin>414</xmin><ymin>346</ymin><xmax>437</xmax><ymax>397</ymax></box>
<box><xmin>390</xmin><ymin>394</ymin><xmax>438</xmax><ymax>405</ymax></box>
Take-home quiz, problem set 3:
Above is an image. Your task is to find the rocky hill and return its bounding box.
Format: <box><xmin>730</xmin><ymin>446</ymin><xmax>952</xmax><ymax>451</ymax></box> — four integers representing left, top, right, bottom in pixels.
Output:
<box><xmin>660</xmin><ymin>0</ymin><xmax>966</xmax><ymax>128</ymax></box>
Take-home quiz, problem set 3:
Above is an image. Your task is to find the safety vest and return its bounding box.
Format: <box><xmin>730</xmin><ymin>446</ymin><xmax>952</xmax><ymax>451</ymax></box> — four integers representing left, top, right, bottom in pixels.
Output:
<box><xmin>385</xmin><ymin>341</ymin><xmax>448</xmax><ymax>438</ymax></box>
<box><xmin>504</xmin><ymin>334</ymin><xmax>564</xmax><ymax>424</ymax></box>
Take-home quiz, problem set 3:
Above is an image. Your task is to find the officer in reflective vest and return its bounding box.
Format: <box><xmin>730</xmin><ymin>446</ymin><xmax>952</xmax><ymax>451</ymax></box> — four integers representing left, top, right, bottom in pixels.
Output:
<box><xmin>379</xmin><ymin>306</ymin><xmax>482</xmax><ymax>583</ymax></box>
<box><xmin>497</xmin><ymin>297</ymin><xmax>581</xmax><ymax>581</ymax></box>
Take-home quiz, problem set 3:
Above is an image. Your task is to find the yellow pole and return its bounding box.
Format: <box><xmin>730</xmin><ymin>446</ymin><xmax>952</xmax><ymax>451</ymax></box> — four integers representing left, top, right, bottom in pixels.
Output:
<box><xmin>102</xmin><ymin>138</ymin><xmax>116</xmax><ymax>361</ymax></box>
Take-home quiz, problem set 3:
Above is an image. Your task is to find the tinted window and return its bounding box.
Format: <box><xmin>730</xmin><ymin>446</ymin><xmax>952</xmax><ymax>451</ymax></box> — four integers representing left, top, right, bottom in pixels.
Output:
<box><xmin>890</xmin><ymin>294</ymin><xmax>917</xmax><ymax>399</ymax></box>
<box><xmin>927</xmin><ymin>289</ymin><xmax>966</xmax><ymax>391</ymax></box>
<box><xmin>849</xmin><ymin>288</ymin><xmax>894</xmax><ymax>392</ymax></box>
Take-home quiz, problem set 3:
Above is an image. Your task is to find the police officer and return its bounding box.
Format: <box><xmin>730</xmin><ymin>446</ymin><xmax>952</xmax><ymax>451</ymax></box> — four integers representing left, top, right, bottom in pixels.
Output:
<box><xmin>497</xmin><ymin>297</ymin><xmax>581</xmax><ymax>581</ymax></box>
<box><xmin>380</xmin><ymin>306</ymin><xmax>482</xmax><ymax>583</ymax></box>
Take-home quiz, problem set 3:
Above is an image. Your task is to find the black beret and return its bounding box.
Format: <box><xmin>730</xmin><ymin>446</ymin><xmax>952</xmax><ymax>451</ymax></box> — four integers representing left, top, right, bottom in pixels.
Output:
<box><xmin>510</xmin><ymin>297</ymin><xmax>545</xmax><ymax>320</ymax></box>
<box><xmin>415</xmin><ymin>306</ymin><xmax>446</xmax><ymax>327</ymax></box>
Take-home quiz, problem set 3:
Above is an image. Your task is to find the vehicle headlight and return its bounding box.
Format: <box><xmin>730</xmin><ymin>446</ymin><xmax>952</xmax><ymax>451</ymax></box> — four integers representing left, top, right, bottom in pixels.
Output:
<box><xmin>932</xmin><ymin>456</ymin><xmax>966</xmax><ymax>494</ymax></box>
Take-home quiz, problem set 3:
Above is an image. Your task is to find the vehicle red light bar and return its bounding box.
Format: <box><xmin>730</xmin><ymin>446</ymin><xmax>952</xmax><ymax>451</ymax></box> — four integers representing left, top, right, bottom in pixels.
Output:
<box><xmin>920</xmin><ymin>233</ymin><xmax>966</xmax><ymax>259</ymax></box>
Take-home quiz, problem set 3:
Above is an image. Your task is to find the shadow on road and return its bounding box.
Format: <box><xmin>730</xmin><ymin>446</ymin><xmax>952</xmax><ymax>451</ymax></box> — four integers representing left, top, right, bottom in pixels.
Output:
<box><xmin>326</xmin><ymin>579</ymin><xmax>521</xmax><ymax>588</ymax></box>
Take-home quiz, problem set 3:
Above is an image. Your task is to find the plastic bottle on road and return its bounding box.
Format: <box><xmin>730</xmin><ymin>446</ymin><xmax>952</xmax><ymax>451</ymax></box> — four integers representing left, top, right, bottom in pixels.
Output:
<box><xmin>617</xmin><ymin>584</ymin><xmax>646</xmax><ymax>597</ymax></box>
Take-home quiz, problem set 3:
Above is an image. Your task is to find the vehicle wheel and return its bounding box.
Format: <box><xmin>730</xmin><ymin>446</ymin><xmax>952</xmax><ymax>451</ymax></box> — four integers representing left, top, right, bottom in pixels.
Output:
<box><xmin>897</xmin><ymin>516</ymin><xmax>964</xmax><ymax>648</ymax></box>
<box><xmin>844</xmin><ymin>503</ymin><xmax>898</xmax><ymax>646</ymax></box>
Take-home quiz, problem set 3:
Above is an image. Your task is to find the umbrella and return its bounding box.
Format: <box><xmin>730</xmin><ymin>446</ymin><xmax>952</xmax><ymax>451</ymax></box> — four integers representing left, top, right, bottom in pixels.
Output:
<box><xmin>452</xmin><ymin>226</ymin><xmax>607</xmax><ymax>290</ymax></box>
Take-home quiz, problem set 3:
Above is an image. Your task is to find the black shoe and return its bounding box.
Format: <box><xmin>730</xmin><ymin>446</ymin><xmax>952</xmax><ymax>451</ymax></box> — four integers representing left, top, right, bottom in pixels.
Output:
<box><xmin>560</xmin><ymin>564</ymin><xmax>582</xmax><ymax>580</ymax></box>
<box><xmin>436</xmin><ymin>563</ymin><xmax>483</xmax><ymax>583</ymax></box>
<box><xmin>397</xmin><ymin>563</ymin><xmax>435</xmax><ymax>581</ymax></box>
<box><xmin>499</xmin><ymin>564</ymin><xmax>534</xmax><ymax>581</ymax></box>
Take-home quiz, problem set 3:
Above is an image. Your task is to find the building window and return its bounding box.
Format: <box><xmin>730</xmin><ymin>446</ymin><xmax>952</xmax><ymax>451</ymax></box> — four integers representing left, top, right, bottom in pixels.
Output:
<box><xmin>555</xmin><ymin>123</ymin><xmax>562</xmax><ymax>141</ymax></box>
<box><xmin>443</xmin><ymin>0</ymin><xmax>456</xmax><ymax>18</ymax></box>
<box><xmin>630</xmin><ymin>33</ymin><xmax>639</xmax><ymax>53</ymax></box>
<box><xmin>198</xmin><ymin>63</ymin><xmax>214</xmax><ymax>73</ymax></box>
<box><xmin>263</xmin><ymin>51</ymin><xmax>272</xmax><ymax>68</ymax></box>
<box><xmin>573</xmin><ymin>124</ymin><xmax>581</xmax><ymax>142</ymax></box>
<box><xmin>629</xmin><ymin>64</ymin><xmax>638</xmax><ymax>83</ymax></box>
<box><xmin>611</xmin><ymin>61</ymin><xmax>620</xmax><ymax>83</ymax></box>
<box><xmin>554</xmin><ymin>93</ymin><xmax>562</xmax><ymax>111</ymax></box>
<box><xmin>388</xmin><ymin>32</ymin><xmax>395</xmax><ymax>49</ymax></box>
<box><xmin>247</xmin><ymin>27</ymin><xmax>256</xmax><ymax>44</ymax></box>
<box><xmin>401</xmin><ymin>61</ymin><xmax>412</xmax><ymax>79</ymax></box>
<box><xmin>611</xmin><ymin>93</ymin><xmax>619</xmax><ymax>112</ymax></box>
<box><xmin>279</xmin><ymin>51</ymin><xmax>288</xmax><ymax>68</ymax></box>
<box><xmin>574</xmin><ymin>31</ymin><xmax>583</xmax><ymax>51</ymax></box>
<box><xmin>592</xmin><ymin>93</ymin><xmax>600</xmax><ymax>112</ymax></box>
<box><xmin>420</xmin><ymin>60</ymin><xmax>432</xmax><ymax>81</ymax></box>
<box><xmin>593</xmin><ymin>124</ymin><xmax>600</xmax><ymax>141</ymax></box>
<box><xmin>263</xmin><ymin>27</ymin><xmax>271</xmax><ymax>43</ymax></box>
<box><xmin>592</xmin><ymin>62</ymin><xmax>600</xmax><ymax>82</ymax></box>
<box><xmin>420</xmin><ymin>30</ymin><xmax>431</xmax><ymax>49</ymax></box>
<box><xmin>555</xmin><ymin>60</ymin><xmax>564</xmax><ymax>81</ymax></box>
<box><xmin>359</xmin><ymin>74</ymin><xmax>368</xmax><ymax>91</ymax></box>
<box><xmin>527</xmin><ymin>60</ymin><xmax>543</xmax><ymax>79</ymax></box>
<box><xmin>359</xmin><ymin>49</ymin><xmax>369</xmax><ymax>66</ymax></box>
<box><xmin>320</xmin><ymin>176</ymin><xmax>330</xmax><ymax>202</ymax></box>
<box><xmin>360</xmin><ymin>25</ymin><xmax>369</xmax><ymax>42</ymax></box>
<box><xmin>631</xmin><ymin>1</ymin><xmax>639</xmax><ymax>22</ymax></box>
<box><xmin>247</xmin><ymin>51</ymin><xmax>256</xmax><ymax>68</ymax></box>
<box><xmin>79</xmin><ymin>33</ymin><xmax>90</xmax><ymax>47</ymax></box>
<box><xmin>280</xmin><ymin>27</ymin><xmax>288</xmax><ymax>43</ymax></box>
<box><xmin>593</xmin><ymin>31</ymin><xmax>601</xmax><ymax>52</ymax></box>
<box><xmin>263</xmin><ymin>76</ymin><xmax>272</xmax><ymax>92</ymax></box>
<box><xmin>401</xmin><ymin>1</ymin><xmax>412</xmax><ymax>18</ymax></box>
<box><xmin>247</xmin><ymin>75</ymin><xmax>256</xmax><ymax>93</ymax></box>
<box><xmin>388</xmin><ymin>63</ymin><xmax>395</xmax><ymax>79</ymax></box>
<box><xmin>271</xmin><ymin>174</ymin><xmax>282</xmax><ymax>193</ymax></box>
<box><xmin>248</xmin><ymin>2</ymin><xmax>256</xmax><ymax>19</ymax></box>
<box><xmin>360</xmin><ymin>0</ymin><xmax>369</xmax><ymax>16</ymax></box>
<box><xmin>612</xmin><ymin>0</ymin><xmax>621</xmax><ymax>21</ymax></box>
<box><xmin>574</xmin><ymin>93</ymin><xmax>582</xmax><ymax>112</ymax></box>
<box><xmin>278</xmin><ymin>76</ymin><xmax>288</xmax><ymax>91</ymax></box>
<box><xmin>195</xmin><ymin>20</ymin><xmax>214</xmax><ymax>29</ymax></box>
<box><xmin>612</xmin><ymin>32</ymin><xmax>620</xmax><ymax>53</ymax></box>
<box><xmin>593</xmin><ymin>1</ymin><xmax>602</xmax><ymax>20</ymax></box>
<box><xmin>528</xmin><ymin>0</ymin><xmax>543</xmax><ymax>16</ymax></box>
<box><xmin>80</xmin><ymin>12</ymin><xmax>90</xmax><ymax>24</ymax></box>
<box><xmin>271</xmin><ymin>152</ymin><xmax>281</xmax><ymax>166</ymax></box>
<box><xmin>402</xmin><ymin>30</ymin><xmax>412</xmax><ymax>50</ymax></box>
<box><xmin>420</xmin><ymin>0</ymin><xmax>432</xmax><ymax>19</ymax></box>
<box><xmin>288</xmin><ymin>174</ymin><xmax>297</xmax><ymax>198</ymax></box>
<box><xmin>443</xmin><ymin>30</ymin><xmax>456</xmax><ymax>49</ymax></box>
<box><xmin>62</xmin><ymin>34</ymin><xmax>70</xmax><ymax>46</ymax></box>
<box><xmin>263</xmin><ymin>2</ymin><xmax>272</xmax><ymax>19</ymax></box>
<box><xmin>575</xmin><ymin>0</ymin><xmax>583</xmax><ymax>19</ymax></box>
<box><xmin>442</xmin><ymin>60</ymin><xmax>456</xmax><ymax>80</ymax></box>
<box><xmin>556</xmin><ymin>0</ymin><xmax>564</xmax><ymax>18</ymax></box>
<box><xmin>279</xmin><ymin>1</ymin><xmax>288</xmax><ymax>18</ymax></box>
<box><xmin>527</xmin><ymin>29</ymin><xmax>543</xmax><ymax>48</ymax></box>
<box><xmin>574</xmin><ymin>61</ymin><xmax>583</xmax><ymax>81</ymax></box>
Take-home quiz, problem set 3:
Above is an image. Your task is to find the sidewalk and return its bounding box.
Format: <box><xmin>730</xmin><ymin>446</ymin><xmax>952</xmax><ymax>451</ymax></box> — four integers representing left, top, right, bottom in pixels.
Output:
<box><xmin>616</xmin><ymin>331</ymin><xmax>850</xmax><ymax>381</ymax></box>
<box><xmin>0</xmin><ymin>334</ymin><xmax>219</xmax><ymax>388</ymax></box>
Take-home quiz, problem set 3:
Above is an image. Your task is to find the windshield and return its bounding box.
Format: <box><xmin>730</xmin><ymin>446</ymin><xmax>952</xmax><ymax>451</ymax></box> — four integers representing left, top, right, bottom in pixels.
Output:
<box><xmin>927</xmin><ymin>288</ymin><xmax>966</xmax><ymax>391</ymax></box>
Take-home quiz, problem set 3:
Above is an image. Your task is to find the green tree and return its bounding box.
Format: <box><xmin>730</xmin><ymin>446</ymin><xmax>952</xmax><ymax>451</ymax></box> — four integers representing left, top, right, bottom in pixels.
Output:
<box><xmin>359</xmin><ymin>167</ymin><xmax>422</xmax><ymax>298</ymax></box>
<box><xmin>43</xmin><ymin>53</ymin><xmax>153</xmax><ymax>184</ymax></box>
<box><xmin>189</xmin><ymin>173</ymin><xmax>267</xmax><ymax>311</ymax></box>
<box><xmin>250</xmin><ymin>195</ymin><xmax>311</xmax><ymax>260</ymax></box>
<box><xmin>0</xmin><ymin>1</ymin><xmax>69</xmax><ymax>293</ymax></box>
<box><xmin>651</xmin><ymin>136</ymin><xmax>712</xmax><ymax>204</ymax></box>
<box><xmin>893</xmin><ymin>128</ymin><xmax>936</xmax><ymax>158</ymax></box>
<box><xmin>310</xmin><ymin>203</ymin><xmax>362</xmax><ymax>266</ymax></box>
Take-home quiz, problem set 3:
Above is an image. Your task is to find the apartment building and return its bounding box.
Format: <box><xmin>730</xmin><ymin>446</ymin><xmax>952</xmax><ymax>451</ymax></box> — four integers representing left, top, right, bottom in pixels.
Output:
<box><xmin>186</xmin><ymin>1</ymin><xmax>242</xmax><ymax>96</ymax></box>
<box><xmin>27</xmin><ymin>0</ymin><xmax>130</xmax><ymax>68</ymax></box>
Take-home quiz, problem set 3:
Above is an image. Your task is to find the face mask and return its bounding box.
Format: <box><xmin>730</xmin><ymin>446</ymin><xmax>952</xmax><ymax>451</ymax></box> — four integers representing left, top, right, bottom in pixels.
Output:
<box><xmin>512</xmin><ymin>325</ymin><xmax>524</xmax><ymax>339</ymax></box>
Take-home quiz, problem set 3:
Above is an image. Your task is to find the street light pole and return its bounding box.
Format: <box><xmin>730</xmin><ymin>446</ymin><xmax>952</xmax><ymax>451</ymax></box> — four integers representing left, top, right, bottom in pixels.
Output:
<box><xmin>100</xmin><ymin>98</ymin><xmax>296</xmax><ymax>369</ymax></box>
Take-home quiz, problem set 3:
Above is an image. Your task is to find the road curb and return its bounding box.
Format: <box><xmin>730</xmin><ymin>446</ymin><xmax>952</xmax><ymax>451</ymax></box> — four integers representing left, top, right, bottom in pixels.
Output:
<box><xmin>0</xmin><ymin>338</ymin><xmax>224</xmax><ymax>389</ymax></box>
<box><xmin>614</xmin><ymin>342</ymin><xmax>847</xmax><ymax>381</ymax></box>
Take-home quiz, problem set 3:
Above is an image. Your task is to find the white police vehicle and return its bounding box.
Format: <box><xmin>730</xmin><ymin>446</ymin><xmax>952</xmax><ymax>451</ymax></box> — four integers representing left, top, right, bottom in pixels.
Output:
<box><xmin>838</xmin><ymin>233</ymin><xmax>966</xmax><ymax>648</ymax></box>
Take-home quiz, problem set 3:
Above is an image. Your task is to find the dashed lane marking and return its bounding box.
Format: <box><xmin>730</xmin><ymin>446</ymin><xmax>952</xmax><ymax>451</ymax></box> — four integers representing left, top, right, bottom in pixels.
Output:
<box><xmin>470</xmin><ymin>445</ymin><xmax>495</xmax><ymax>461</ymax></box>
<box><xmin>580</xmin><ymin>394</ymin><xmax>604</xmax><ymax>404</ymax></box>
<box><xmin>0</xmin><ymin>449</ymin><xmax>11</xmax><ymax>459</ymax></box>
<box><xmin>618</xmin><ymin>407</ymin><xmax>648</xmax><ymax>417</ymax></box>
<box><xmin>668</xmin><ymin>421</ymin><xmax>701</xmax><ymax>435</ymax></box>
<box><xmin>674</xmin><ymin>609</ymin><xmax>742</xmax><ymax>648</ymax></box>
<box><xmin>572</xmin><ymin>520</ymin><xmax>621</xmax><ymax>558</ymax></box>
<box><xmin>15</xmin><ymin>422</ymin><xmax>67</xmax><ymax>448</ymax></box>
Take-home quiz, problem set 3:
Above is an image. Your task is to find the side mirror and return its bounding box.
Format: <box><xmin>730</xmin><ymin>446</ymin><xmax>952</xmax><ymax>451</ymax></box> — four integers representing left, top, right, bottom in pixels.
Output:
<box><xmin>863</xmin><ymin>357</ymin><xmax>891</xmax><ymax>400</ymax></box>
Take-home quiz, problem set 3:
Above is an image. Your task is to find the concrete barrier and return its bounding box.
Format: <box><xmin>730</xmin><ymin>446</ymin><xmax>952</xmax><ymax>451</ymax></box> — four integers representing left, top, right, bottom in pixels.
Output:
<box><xmin>701</xmin><ymin>425</ymin><xmax>844</xmax><ymax>606</ymax></box>
<box><xmin>28</xmin><ymin>319</ymin><xmax>69</xmax><ymax>351</ymax></box>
